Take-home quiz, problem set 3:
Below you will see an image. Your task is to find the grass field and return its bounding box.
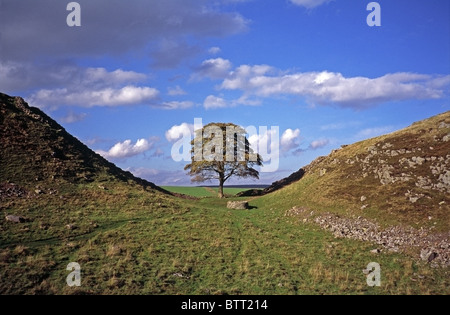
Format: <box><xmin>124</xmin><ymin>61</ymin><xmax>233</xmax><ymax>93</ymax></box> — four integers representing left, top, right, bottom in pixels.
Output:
<box><xmin>162</xmin><ymin>186</ymin><xmax>257</xmax><ymax>198</ymax></box>
<box><xmin>1</xmin><ymin>180</ymin><xmax>448</xmax><ymax>295</ymax></box>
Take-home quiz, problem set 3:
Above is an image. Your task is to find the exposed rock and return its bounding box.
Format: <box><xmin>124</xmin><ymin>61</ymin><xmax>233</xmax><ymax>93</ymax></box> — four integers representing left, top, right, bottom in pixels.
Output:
<box><xmin>443</xmin><ymin>134</ymin><xmax>450</xmax><ymax>142</ymax></box>
<box><xmin>360</xmin><ymin>196</ymin><xmax>367</xmax><ymax>202</ymax></box>
<box><xmin>286</xmin><ymin>207</ymin><xmax>450</xmax><ymax>268</ymax></box>
<box><xmin>370</xmin><ymin>249</ymin><xmax>381</xmax><ymax>254</ymax></box>
<box><xmin>227</xmin><ymin>201</ymin><xmax>249</xmax><ymax>210</ymax></box>
<box><xmin>438</xmin><ymin>122</ymin><xmax>450</xmax><ymax>129</ymax></box>
<box><xmin>5</xmin><ymin>215</ymin><xmax>27</xmax><ymax>223</ymax></box>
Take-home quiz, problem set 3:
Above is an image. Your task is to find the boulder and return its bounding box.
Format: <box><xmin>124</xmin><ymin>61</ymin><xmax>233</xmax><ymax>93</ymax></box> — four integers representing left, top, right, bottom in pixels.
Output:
<box><xmin>227</xmin><ymin>201</ymin><xmax>249</xmax><ymax>210</ymax></box>
<box><xmin>5</xmin><ymin>215</ymin><xmax>27</xmax><ymax>223</ymax></box>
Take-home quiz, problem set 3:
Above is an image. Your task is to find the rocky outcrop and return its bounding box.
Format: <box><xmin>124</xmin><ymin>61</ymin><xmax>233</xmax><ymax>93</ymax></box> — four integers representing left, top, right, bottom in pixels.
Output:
<box><xmin>286</xmin><ymin>207</ymin><xmax>450</xmax><ymax>268</ymax></box>
<box><xmin>347</xmin><ymin>142</ymin><xmax>450</xmax><ymax>193</ymax></box>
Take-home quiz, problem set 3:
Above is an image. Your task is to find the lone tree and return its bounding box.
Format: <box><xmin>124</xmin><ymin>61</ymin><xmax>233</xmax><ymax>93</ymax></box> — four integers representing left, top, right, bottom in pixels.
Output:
<box><xmin>185</xmin><ymin>123</ymin><xmax>263</xmax><ymax>198</ymax></box>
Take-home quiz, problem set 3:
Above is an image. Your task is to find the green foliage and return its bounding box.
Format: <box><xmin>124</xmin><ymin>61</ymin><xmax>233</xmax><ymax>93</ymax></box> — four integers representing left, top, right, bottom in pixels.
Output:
<box><xmin>184</xmin><ymin>123</ymin><xmax>263</xmax><ymax>198</ymax></box>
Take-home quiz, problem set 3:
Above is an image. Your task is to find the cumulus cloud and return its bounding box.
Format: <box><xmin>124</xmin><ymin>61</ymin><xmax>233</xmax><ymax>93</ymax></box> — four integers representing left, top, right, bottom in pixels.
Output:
<box><xmin>0</xmin><ymin>63</ymin><xmax>146</xmax><ymax>94</ymax></box>
<box><xmin>166</xmin><ymin>123</ymin><xmax>195</xmax><ymax>142</ymax></box>
<box><xmin>167</xmin><ymin>86</ymin><xmax>187</xmax><ymax>96</ymax></box>
<box><xmin>203</xmin><ymin>95</ymin><xmax>261</xmax><ymax>109</ymax></box>
<box><xmin>208</xmin><ymin>47</ymin><xmax>222</xmax><ymax>55</ymax></box>
<box><xmin>281</xmin><ymin>129</ymin><xmax>301</xmax><ymax>152</ymax></box>
<box><xmin>97</xmin><ymin>138</ymin><xmax>154</xmax><ymax>160</ymax></box>
<box><xmin>289</xmin><ymin>0</ymin><xmax>333</xmax><ymax>9</ymax></box>
<box><xmin>0</xmin><ymin>63</ymin><xmax>160</xmax><ymax>108</ymax></box>
<box><xmin>220</xmin><ymin>66</ymin><xmax>450</xmax><ymax>109</ymax></box>
<box><xmin>30</xmin><ymin>86</ymin><xmax>159</xmax><ymax>108</ymax></box>
<box><xmin>193</xmin><ymin>58</ymin><xmax>233</xmax><ymax>80</ymax></box>
<box><xmin>204</xmin><ymin>95</ymin><xmax>229</xmax><ymax>109</ymax></box>
<box><xmin>1</xmin><ymin>64</ymin><xmax>161</xmax><ymax>109</ymax></box>
<box><xmin>309</xmin><ymin>139</ymin><xmax>330</xmax><ymax>150</ymax></box>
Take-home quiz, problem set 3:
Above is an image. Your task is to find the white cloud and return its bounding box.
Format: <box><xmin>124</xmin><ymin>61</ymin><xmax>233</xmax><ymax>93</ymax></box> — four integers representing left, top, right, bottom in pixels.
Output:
<box><xmin>30</xmin><ymin>86</ymin><xmax>159</xmax><ymax>108</ymax></box>
<box><xmin>309</xmin><ymin>139</ymin><xmax>330</xmax><ymax>150</ymax></box>
<box><xmin>203</xmin><ymin>94</ymin><xmax>261</xmax><ymax>109</ymax></box>
<box><xmin>167</xmin><ymin>86</ymin><xmax>187</xmax><ymax>96</ymax></box>
<box><xmin>160</xmin><ymin>101</ymin><xmax>194</xmax><ymax>110</ymax></box>
<box><xmin>0</xmin><ymin>64</ymin><xmax>161</xmax><ymax>109</ymax></box>
<box><xmin>220</xmin><ymin>67</ymin><xmax>450</xmax><ymax>109</ymax></box>
<box><xmin>208</xmin><ymin>47</ymin><xmax>222</xmax><ymax>55</ymax></box>
<box><xmin>97</xmin><ymin>138</ymin><xmax>154</xmax><ymax>160</ymax></box>
<box><xmin>204</xmin><ymin>95</ymin><xmax>229</xmax><ymax>109</ymax></box>
<box><xmin>281</xmin><ymin>129</ymin><xmax>301</xmax><ymax>152</ymax></box>
<box><xmin>166</xmin><ymin>123</ymin><xmax>195</xmax><ymax>142</ymax></box>
<box><xmin>248</xmin><ymin>129</ymin><xmax>279</xmax><ymax>155</ymax></box>
<box><xmin>289</xmin><ymin>0</ymin><xmax>333</xmax><ymax>9</ymax></box>
<box><xmin>193</xmin><ymin>58</ymin><xmax>233</xmax><ymax>80</ymax></box>
<box><xmin>60</xmin><ymin>111</ymin><xmax>87</xmax><ymax>124</ymax></box>
<box><xmin>0</xmin><ymin>63</ymin><xmax>147</xmax><ymax>94</ymax></box>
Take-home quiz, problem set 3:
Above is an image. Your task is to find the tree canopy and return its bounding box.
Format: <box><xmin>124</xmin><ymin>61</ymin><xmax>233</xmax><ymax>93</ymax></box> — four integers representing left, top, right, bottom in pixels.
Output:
<box><xmin>184</xmin><ymin>123</ymin><xmax>263</xmax><ymax>198</ymax></box>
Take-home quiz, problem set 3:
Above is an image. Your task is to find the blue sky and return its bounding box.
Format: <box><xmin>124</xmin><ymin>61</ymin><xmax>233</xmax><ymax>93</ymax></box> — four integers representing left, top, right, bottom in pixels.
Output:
<box><xmin>1</xmin><ymin>0</ymin><xmax>449</xmax><ymax>185</ymax></box>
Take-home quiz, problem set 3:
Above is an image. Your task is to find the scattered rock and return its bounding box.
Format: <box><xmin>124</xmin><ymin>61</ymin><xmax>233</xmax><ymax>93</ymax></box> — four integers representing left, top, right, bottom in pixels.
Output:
<box><xmin>287</xmin><ymin>207</ymin><xmax>450</xmax><ymax>268</ymax></box>
<box><xmin>421</xmin><ymin>249</ymin><xmax>439</xmax><ymax>262</ymax></box>
<box><xmin>438</xmin><ymin>122</ymin><xmax>450</xmax><ymax>129</ymax></box>
<box><xmin>5</xmin><ymin>215</ymin><xmax>27</xmax><ymax>223</ymax></box>
<box><xmin>361</xmin><ymin>196</ymin><xmax>367</xmax><ymax>202</ymax></box>
<box><xmin>370</xmin><ymin>249</ymin><xmax>381</xmax><ymax>254</ymax></box>
<box><xmin>0</xmin><ymin>183</ymin><xmax>29</xmax><ymax>200</ymax></box>
<box><xmin>227</xmin><ymin>201</ymin><xmax>249</xmax><ymax>210</ymax></box>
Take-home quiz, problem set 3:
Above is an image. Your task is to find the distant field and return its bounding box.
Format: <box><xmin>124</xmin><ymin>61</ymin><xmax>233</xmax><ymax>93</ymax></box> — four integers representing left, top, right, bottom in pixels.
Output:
<box><xmin>162</xmin><ymin>186</ymin><xmax>260</xmax><ymax>197</ymax></box>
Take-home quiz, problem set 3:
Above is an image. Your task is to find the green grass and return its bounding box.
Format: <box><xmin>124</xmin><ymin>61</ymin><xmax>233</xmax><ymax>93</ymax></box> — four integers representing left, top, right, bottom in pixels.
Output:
<box><xmin>162</xmin><ymin>186</ymin><xmax>260</xmax><ymax>198</ymax></box>
<box><xmin>162</xmin><ymin>186</ymin><xmax>214</xmax><ymax>197</ymax></box>
<box><xmin>1</xmin><ymin>181</ymin><xmax>448</xmax><ymax>295</ymax></box>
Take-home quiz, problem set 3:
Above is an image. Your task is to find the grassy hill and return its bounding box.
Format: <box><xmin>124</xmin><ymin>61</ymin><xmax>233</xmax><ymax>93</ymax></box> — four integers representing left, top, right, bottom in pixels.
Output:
<box><xmin>257</xmin><ymin>111</ymin><xmax>450</xmax><ymax>229</ymax></box>
<box><xmin>0</xmin><ymin>93</ymin><xmax>448</xmax><ymax>295</ymax></box>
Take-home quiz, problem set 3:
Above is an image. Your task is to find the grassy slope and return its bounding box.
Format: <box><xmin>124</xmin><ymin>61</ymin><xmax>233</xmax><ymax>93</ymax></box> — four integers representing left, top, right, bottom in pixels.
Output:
<box><xmin>1</xmin><ymin>185</ymin><xmax>448</xmax><ymax>294</ymax></box>
<box><xmin>162</xmin><ymin>187</ymin><xmax>258</xmax><ymax>198</ymax></box>
<box><xmin>1</xmin><ymin>94</ymin><xmax>448</xmax><ymax>294</ymax></box>
<box><xmin>256</xmin><ymin>112</ymin><xmax>450</xmax><ymax>230</ymax></box>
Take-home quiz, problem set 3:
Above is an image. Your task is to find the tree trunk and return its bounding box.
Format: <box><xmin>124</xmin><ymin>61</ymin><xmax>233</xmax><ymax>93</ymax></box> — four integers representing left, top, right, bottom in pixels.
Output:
<box><xmin>218</xmin><ymin>175</ymin><xmax>225</xmax><ymax>199</ymax></box>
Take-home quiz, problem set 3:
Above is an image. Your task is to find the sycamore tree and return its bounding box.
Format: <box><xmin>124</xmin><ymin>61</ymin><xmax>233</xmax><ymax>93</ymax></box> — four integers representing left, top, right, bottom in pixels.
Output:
<box><xmin>184</xmin><ymin>123</ymin><xmax>263</xmax><ymax>198</ymax></box>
